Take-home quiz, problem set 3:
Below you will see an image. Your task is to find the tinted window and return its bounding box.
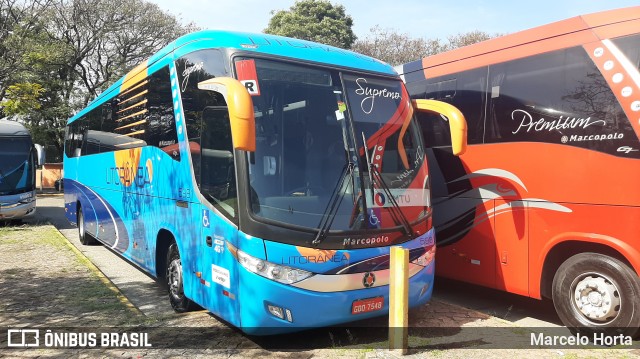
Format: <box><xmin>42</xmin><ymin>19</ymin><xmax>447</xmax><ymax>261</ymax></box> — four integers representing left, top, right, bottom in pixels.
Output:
<box><xmin>485</xmin><ymin>46</ymin><xmax>639</xmax><ymax>158</ymax></box>
<box><xmin>0</xmin><ymin>136</ymin><xmax>34</xmax><ymax>194</ymax></box>
<box><xmin>177</xmin><ymin>50</ymin><xmax>229</xmax><ymax>191</ymax></box>
<box><xmin>65</xmin><ymin>66</ymin><xmax>178</xmax><ymax>158</ymax></box>
<box><xmin>613</xmin><ymin>33</ymin><xmax>640</xmax><ymax>72</ymax></box>
<box><xmin>176</xmin><ymin>49</ymin><xmax>239</xmax><ymax>222</ymax></box>
<box><xmin>176</xmin><ymin>49</ymin><xmax>228</xmax><ymax>94</ymax></box>
<box><xmin>418</xmin><ymin>67</ymin><xmax>488</xmax><ymax>147</ymax></box>
<box><xmin>198</xmin><ymin>107</ymin><xmax>238</xmax><ymax>222</ymax></box>
<box><xmin>147</xmin><ymin>67</ymin><xmax>179</xmax><ymax>159</ymax></box>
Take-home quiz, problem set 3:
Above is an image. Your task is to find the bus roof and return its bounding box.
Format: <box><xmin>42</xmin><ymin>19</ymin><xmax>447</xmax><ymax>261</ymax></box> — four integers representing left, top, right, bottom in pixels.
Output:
<box><xmin>400</xmin><ymin>6</ymin><xmax>640</xmax><ymax>78</ymax></box>
<box><xmin>0</xmin><ymin>119</ymin><xmax>30</xmax><ymax>136</ymax></box>
<box><xmin>70</xmin><ymin>30</ymin><xmax>395</xmax><ymax>124</ymax></box>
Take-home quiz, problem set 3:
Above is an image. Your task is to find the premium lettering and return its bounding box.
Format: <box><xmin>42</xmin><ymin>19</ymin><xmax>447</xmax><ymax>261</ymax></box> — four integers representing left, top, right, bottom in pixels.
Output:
<box><xmin>512</xmin><ymin>109</ymin><xmax>606</xmax><ymax>135</ymax></box>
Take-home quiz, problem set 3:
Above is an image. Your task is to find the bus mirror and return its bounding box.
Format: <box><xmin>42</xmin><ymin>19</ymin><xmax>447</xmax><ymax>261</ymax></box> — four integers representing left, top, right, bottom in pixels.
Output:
<box><xmin>198</xmin><ymin>77</ymin><xmax>256</xmax><ymax>152</ymax></box>
<box><xmin>412</xmin><ymin>99</ymin><xmax>467</xmax><ymax>156</ymax></box>
<box><xmin>34</xmin><ymin>144</ymin><xmax>45</xmax><ymax>165</ymax></box>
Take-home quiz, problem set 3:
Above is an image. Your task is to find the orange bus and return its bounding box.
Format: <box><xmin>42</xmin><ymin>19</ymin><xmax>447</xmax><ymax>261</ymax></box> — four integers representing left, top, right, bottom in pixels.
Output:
<box><xmin>398</xmin><ymin>6</ymin><xmax>640</xmax><ymax>336</ymax></box>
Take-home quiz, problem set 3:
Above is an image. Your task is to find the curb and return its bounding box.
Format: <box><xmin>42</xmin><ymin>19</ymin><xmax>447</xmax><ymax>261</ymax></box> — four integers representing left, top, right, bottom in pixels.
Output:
<box><xmin>50</xmin><ymin>223</ymin><xmax>145</xmax><ymax>317</ymax></box>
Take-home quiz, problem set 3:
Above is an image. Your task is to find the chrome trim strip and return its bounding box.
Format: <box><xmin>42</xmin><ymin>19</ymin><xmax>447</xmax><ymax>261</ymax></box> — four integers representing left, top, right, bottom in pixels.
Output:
<box><xmin>291</xmin><ymin>263</ymin><xmax>424</xmax><ymax>292</ymax></box>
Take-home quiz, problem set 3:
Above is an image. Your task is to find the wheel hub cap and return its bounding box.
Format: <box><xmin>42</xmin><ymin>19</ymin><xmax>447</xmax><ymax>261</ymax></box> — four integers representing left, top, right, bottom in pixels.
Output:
<box><xmin>168</xmin><ymin>261</ymin><xmax>183</xmax><ymax>297</ymax></box>
<box><xmin>573</xmin><ymin>275</ymin><xmax>620</xmax><ymax>322</ymax></box>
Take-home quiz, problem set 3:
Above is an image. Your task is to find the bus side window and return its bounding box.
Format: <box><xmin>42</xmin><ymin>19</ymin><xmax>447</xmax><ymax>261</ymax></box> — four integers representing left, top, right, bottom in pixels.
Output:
<box><xmin>200</xmin><ymin>107</ymin><xmax>238</xmax><ymax>222</ymax></box>
<box><xmin>484</xmin><ymin>45</ymin><xmax>636</xmax><ymax>158</ymax></box>
<box><xmin>148</xmin><ymin>66</ymin><xmax>180</xmax><ymax>160</ymax></box>
<box><xmin>65</xmin><ymin>122</ymin><xmax>84</xmax><ymax>158</ymax></box>
<box><xmin>612</xmin><ymin>33</ymin><xmax>640</xmax><ymax>73</ymax></box>
<box><xmin>420</xmin><ymin>67</ymin><xmax>487</xmax><ymax>147</ymax></box>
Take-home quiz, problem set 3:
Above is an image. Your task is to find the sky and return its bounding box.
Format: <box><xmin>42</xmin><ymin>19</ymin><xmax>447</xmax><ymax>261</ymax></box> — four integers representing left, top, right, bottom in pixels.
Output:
<box><xmin>149</xmin><ymin>0</ymin><xmax>640</xmax><ymax>41</ymax></box>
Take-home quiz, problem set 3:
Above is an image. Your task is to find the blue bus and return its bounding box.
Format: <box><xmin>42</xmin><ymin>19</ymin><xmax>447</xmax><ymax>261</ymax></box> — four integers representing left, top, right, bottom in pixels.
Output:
<box><xmin>63</xmin><ymin>30</ymin><xmax>467</xmax><ymax>334</ymax></box>
<box><xmin>0</xmin><ymin>119</ymin><xmax>38</xmax><ymax>221</ymax></box>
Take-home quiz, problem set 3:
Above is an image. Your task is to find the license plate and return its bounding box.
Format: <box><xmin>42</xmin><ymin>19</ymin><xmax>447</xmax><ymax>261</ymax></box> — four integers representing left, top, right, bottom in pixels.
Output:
<box><xmin>351</xmin><ymin>296</ymin><xmax>384</xmax><ymax>315</ymax></box>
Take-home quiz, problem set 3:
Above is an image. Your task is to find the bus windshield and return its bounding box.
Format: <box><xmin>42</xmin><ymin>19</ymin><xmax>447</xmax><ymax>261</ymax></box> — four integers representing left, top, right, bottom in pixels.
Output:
<box><xmin>239</xmin><ymin>58</ymin><xmax>429</xmax><ymax>233</ymax></box>
<box><xmin>0</xmin><ymin>136</ymin><xmax>34</xmax><ymax>195</ymax></box>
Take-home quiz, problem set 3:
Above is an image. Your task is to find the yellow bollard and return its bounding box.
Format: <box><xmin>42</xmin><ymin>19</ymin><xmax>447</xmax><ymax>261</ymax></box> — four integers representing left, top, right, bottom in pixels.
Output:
<box><xmin>389</xmin><ymin>246</ymin><xmax>409</xmax><ymax>354</ymax></box>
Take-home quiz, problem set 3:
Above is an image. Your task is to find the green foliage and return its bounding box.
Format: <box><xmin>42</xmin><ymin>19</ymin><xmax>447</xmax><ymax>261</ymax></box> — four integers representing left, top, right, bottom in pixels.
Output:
<box><xmin>1</xmin><ymin>82</ymin><xmax>44</xmax><ymax>114</ymax></box>
<box><xmin>0</xmin><ymin>0</ymin><xmax>197</xmax><ymax>161</ymax></box>
<box><xmin>265</xmin><ymin>0</ymin><xmax>356</xmax><ymax>49</ymax></box>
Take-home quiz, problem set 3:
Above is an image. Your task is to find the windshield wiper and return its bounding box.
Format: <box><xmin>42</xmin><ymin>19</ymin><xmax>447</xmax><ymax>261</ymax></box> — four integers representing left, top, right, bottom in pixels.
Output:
<box><xmin>311</xmin><ymin>161</ymin><xmax>356</xmax><ymax>247</ymax></box>
<box><xmin>361</xmin><ymin>132</ymin><xmax>414</xmax><ymax>238</ymax></box>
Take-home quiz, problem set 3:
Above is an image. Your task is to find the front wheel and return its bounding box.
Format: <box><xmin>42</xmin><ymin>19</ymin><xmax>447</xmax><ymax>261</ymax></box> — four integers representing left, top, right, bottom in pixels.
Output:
<box><xmin>552</xmin><ymin>253</ymin><xmax>640</xmax><ymax>338</ymax></box>
<box><xmin>166</xmin><ymin>243</ymin><xmax>193</xmax><ymax>313</ymax></box>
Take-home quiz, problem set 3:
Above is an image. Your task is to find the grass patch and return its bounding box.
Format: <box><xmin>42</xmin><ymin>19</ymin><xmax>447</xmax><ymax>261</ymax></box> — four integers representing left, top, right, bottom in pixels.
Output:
<box><xmin>0</xmin><ymin>223</ymin><xmax>68</xmax><ymax>250</ymax></box>
<box><xmin>0</xmin><ymin>222</ymin><xmax>146</xmax><ymax>327</ymax></box>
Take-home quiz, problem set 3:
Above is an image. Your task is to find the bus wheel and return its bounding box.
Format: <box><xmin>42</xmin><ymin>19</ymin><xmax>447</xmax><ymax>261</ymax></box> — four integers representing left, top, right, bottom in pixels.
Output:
<box><xmin>552</xmin><ymin>253</ymin><xmax>640</xmax><ymax>338</ymax></box>
<box><xmin>167</xmin><ymin>243</ymin><xmax>192</xmax><ymax>313</ymax></box>
<box><xmin>77</xmin><ymin>206</ymin><xmax>96</xmax><ymax>245</ymax></box>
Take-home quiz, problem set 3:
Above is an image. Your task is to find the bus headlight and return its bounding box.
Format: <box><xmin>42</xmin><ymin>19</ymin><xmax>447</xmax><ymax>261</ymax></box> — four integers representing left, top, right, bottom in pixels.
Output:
<box><xmin>19</xmin><ymin>196</ymin><xmax>35</xmax><ymax>204</ymax></box>
<box><xmin>237</xmin><ymin>249</ymin><xmax>314</xmax><ymax>284</ymax></box>
<box><xmin>410</xmin><ymin>246</ymin><xmax>436</xmax><ymax>267</ymax></box>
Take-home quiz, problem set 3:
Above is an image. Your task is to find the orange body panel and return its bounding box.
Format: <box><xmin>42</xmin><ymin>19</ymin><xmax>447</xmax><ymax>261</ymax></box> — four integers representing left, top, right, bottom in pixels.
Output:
<box><xmin>421</xmin><ymin>6</ymin><xmax>640</xmax><ymax>72</ymax></box>
<box><xmin>448</xmin><ymin>143</ymin><xmax>640</xmax><ymax>298</ymax></box>
<box><xmin>404</xmin><ymin>6</ymin><xmax>640</xmax><ymax>300</ymax></box>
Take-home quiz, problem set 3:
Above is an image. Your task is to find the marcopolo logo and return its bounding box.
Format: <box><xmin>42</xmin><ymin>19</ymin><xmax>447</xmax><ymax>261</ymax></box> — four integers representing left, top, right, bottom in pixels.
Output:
<box><xmin>561</xmin><ymin>133</ymin><xmax>624</xmax><ymax>144</ymax></box>
<box><xmin>343</xmin><ymin>235</ymin><xmax>390</xmax><ymax>247</ymax></box>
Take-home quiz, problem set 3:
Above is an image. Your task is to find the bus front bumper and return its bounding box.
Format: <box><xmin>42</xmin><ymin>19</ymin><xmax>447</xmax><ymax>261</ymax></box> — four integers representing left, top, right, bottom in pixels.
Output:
<box><xmin>0</xmin><ymin>196</ymin><xmax>36</xmax><ymax>220</ymax></box>
<box><xmin>237</xmin><ymin>260</ymin><xmax>435</xmax><ymax>335</ymax></box>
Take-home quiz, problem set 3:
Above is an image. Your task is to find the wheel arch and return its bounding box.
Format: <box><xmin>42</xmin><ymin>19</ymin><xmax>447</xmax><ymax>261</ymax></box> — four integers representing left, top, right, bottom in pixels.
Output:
<box><xmin>155</xmin><ymin>228</ymin><xmax>176</xmax><ymax>279</ymax></box>
<box><xmin>540</xmin><ymin>238</ymin><xmax>638</xmax><ymax>299</ymax></box>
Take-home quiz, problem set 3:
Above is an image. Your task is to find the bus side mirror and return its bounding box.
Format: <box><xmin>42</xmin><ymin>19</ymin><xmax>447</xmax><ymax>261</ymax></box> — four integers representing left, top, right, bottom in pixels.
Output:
<box><xmin>412</xmin><ymin>99</ymin><xmax>467</xmax><ymax>156</ymax></box>
<box><xmin>198</xmin><ymin>77</ymin><xmax>256</xmax><ymax>152</ymax></box>
<box><xmin>34</xmin><ymin>144</ymin><xmax>45</xmax><ymax>165</ymax></box>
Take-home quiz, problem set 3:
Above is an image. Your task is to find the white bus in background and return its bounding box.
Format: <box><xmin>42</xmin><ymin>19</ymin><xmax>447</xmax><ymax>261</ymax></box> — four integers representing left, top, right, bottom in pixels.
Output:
<box><xmin>0</xmin><ymin>119</ymin><xmax>42</xmax><ymax>222</ymax></box>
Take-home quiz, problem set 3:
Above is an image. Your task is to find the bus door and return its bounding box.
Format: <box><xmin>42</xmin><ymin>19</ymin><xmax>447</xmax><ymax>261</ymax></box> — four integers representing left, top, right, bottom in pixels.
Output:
<box><xmin>195</xmin><ymin>107</ymin><xmax>241</xmax><ymax>325</ymax></box>
<box><xmin>424</xmin><ymin>146</ymin><xmax>496</xmax><ymax>289</ymax></box>
<box><xmin>484</xmin><ymin>62</ymin><xmax>536</xmax><ymax>295</ymax></box>
<box><xmin>493</xmin><ymin>198</ymin><xmax>529</xmax><ymax>295</ymax></box>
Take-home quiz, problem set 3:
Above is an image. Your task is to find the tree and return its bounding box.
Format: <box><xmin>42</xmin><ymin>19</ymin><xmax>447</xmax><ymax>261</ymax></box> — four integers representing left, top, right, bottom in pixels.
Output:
<box><xmin>0</xmin><ymin>0</ymin><xmax>197</xmax><ymax>160</ymax></box>
<box><xmin>352</xmin><ymin>27</ymin><xmax>500</xmax><ymax>66</ymax></box>
<box><xmin>0</xmin><ymin>0</ymin><xmax>51</xmax><ymax>102</ymax></box>
<box><xmin>265</xmin><ymin>0</ymin><xmax>356</xmax><ymax>49</ymax></box>
<box><xmin>351</xmin><ymin>26</ymin><xmax>443</xmax><ymax>66</ymax></box>
<box><xmin>443</xmin><ymin>30</ymin><xmax>499</xmax><ymax>51</ymax></box>
<box><xmin>44</xmin><ymin>0</ymin><xmax>198</xmax><ymax>105</ymax></box>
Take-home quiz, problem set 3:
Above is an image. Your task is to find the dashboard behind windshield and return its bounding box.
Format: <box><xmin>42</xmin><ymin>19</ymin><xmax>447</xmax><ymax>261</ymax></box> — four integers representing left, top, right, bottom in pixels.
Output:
<box><xmin>239</xmin><ymin>58</ymin><xmax>429</xmax><ymax>234</ymax></box>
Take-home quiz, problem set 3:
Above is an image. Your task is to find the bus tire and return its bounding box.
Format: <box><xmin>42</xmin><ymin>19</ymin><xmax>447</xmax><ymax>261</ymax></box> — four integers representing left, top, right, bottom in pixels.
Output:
<box><xmin>552</xmin><ymin>252</ymin><xmax>640</xmax><ymax>338</ymax></box>
<box><xmin>167</xmin><ymin>242</ymin><xmax>193</xmax><ymax>313</ymax></box>
<box><xmin>77</xmin><ymin>206</ymin><xmax>96</xmax><ymax>245</ymax></box>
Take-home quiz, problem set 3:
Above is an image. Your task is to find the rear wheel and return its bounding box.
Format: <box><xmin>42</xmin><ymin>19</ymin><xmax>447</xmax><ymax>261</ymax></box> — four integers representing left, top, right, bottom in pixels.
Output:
<box><xmin>167</xmin><ymin>242</ymin><xmax>193</xmax><ymax>312</ymax></box>
<box><xmin>552</xmin><ymin>253</ymin><xmax>640</xmax><ymax>338</ymax></box>
<box><xmin>77</xmin><ymin>206</ymin><xmax>96</xmax><ymax>245</ymax></box>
